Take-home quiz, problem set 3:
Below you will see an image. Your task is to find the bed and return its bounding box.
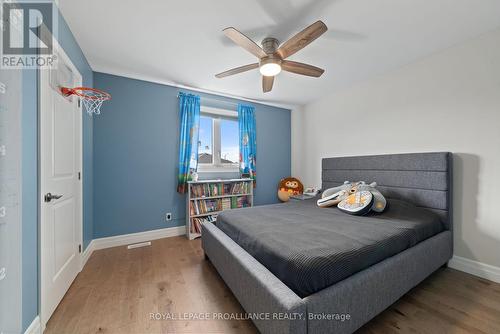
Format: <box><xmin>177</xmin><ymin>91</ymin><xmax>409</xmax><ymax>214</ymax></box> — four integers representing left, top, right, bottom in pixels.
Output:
<box><xmin>202</xmin><ymin>152</ymin><xmax>453</xmax><ymax>334</ymax></box>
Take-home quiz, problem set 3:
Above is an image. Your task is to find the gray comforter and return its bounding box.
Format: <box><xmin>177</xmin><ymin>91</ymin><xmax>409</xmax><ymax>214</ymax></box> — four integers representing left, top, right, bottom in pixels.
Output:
<box><xmin>216</xmin><ymin>198</ymin><xmax>443</xmax><ymax>297</ymax></box>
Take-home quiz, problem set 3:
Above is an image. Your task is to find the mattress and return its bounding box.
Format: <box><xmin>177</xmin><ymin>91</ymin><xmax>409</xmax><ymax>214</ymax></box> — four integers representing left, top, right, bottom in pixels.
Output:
<box><xmin>216</xmin><ymin>198</ymin><xmax>443</xmax><ymax>297</ymax></box>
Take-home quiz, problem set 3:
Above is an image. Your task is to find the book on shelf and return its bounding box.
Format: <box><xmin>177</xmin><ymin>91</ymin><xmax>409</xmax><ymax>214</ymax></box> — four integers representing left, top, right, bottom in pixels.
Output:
<box><xmin>190</xmin><ymin>196</ymin><xmax>250</xmax><ymax>215</ymax></box>
<box><xmin>190</xmin><ymin>215</ymin><xmax>217</xmax><ymax>234</ymax></box>
<box><xmin>230</xmin><ymin>196</ymin><xmax>250</xmax><ymax>209</ymax></box>
<box><xmin>221</xmin><ymin>198</ymin><xmax>231</xmax><ymax>210</ymax></box>
<box><xmin>190</xmin><ymin>181</ymin><xmax>250</xmax><ymax>198</ymax></box>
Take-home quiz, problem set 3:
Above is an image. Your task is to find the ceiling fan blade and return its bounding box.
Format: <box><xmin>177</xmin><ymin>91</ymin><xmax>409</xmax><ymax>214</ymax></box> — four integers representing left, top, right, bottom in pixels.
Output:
<box><xmin>276</xmin><ymin>20</ymin><xmax>327</xmax><ymax>59</ymax></box>
<box><xmin>262</xmin><ymin>75</ymin><xmax>274</xmax><ymax>93</ymax></box>
<box><xmin>223</xmin><ymin>27</ymin><xmax>267</xmax><ymax>58</ymax></box>
<box><xmin>282</xmin><ymin>60</ymin><xmax>324</xmax><ymax>77</ymax></box>
<box><xmin>215</xmin><ymin>63</ymin><xmax>259</xmax><ymax>78</ymax></box>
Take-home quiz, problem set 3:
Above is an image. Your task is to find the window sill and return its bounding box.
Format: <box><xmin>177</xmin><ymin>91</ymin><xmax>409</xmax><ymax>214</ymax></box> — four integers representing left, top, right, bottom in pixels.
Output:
<box><xmin>197</xmin><ymin>166</ymin><xmax>240</xmax><ymax>180</ymax></box>
<box><xmin>198</xmin><ymin>168</ymin><xmax>239</xmax><ymax>174</ymax></box>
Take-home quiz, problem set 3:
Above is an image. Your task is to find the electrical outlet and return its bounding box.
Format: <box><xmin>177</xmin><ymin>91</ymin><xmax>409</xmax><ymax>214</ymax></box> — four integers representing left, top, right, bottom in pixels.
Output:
<box><xmin>166</xmin><ymin>212</ymin><xmax>172</xmax><ymax>221</ymax></box>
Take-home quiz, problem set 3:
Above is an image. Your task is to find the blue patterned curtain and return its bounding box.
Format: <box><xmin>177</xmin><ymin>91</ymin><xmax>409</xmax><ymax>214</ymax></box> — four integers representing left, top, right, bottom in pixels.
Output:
<box><xmin>177</xmin><ymin>92</ymin><xmax>200</xmax><ymax>193</ymax></box>
<box><xmin>238</xmin><ymin>104</ymin><xmax>257</xmax><ymax>186</ymax></box>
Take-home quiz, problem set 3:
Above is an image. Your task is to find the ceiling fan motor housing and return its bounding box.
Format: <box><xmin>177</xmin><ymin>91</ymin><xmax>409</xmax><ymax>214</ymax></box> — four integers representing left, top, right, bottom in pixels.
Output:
<box><xmin>261</xmin><ymin>37</ymin><xmax>280</xmax><ymax>54</ymax></box>
<box><xmin>259</xmin><ymin>55</ymin><xmax>282</xmax><ymax>68</ymax></box>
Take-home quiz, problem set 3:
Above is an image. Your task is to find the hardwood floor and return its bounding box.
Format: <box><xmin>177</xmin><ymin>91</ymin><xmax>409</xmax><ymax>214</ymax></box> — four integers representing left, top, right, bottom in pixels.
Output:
<box><xmin>45</xmin><ymin>236</ymin><xmax>500</xmax><ymax>334</ymax></box>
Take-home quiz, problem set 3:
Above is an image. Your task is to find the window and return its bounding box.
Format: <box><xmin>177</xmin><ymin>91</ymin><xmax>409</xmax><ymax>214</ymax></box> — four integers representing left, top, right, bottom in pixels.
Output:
<box><xmin>198</xmin><ymin>106</ymin><xmax>239</xmax><ymax>172</ymax></box>
<box><xmin>220</xmin><ymin>118</ymin><xmax>239</xmax><ymax>164</ymax></box>
<box><xmin>198</xmin><ymin>115</ymin><xmax>213</xmax><ymax>164</ymax></box>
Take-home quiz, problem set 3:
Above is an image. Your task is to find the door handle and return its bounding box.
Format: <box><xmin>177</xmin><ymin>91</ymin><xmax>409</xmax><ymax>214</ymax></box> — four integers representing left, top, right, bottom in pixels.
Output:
<box><xmin>44</xmin><ymin>192</ymin><xmax>63</xmax><ymax>203</ymax></box>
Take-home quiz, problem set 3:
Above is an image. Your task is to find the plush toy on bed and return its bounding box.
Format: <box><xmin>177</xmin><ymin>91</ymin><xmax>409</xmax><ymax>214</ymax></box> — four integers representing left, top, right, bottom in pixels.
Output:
<box><xmin>317</xmin><ymin>181</ymin><xmax>387</xmax><ymax>215</ymax></box>
<box><xmin>354</xmin><ymin>181</ymin><xmax>387</xmax><ymax>213</ymax></box>
<box><xmin>278</xmin><ymin>177</ymin><xmax>304</xmax><ymax>202</ymax></box>
<box><xmin>317</xmin><ymin>181</ymin><xmax>355</xmax><ymax>207</ymax></box>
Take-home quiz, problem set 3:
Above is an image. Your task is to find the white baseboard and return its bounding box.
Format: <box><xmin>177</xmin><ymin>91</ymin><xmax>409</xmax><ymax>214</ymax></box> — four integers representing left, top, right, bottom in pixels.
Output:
<box><xmin>93</xmin><ymin>226</ymin><xmax>186</xmax><ymax>250</ymax></box>
<box><xmin>449</xmin><ymin>255</ymin><xmax>500</xmax><ymax>283</ymax></box>
<box><xmin>81</xmin><ymin>240</ymin><xmax>95</xmax><ymax>269</ymax></box>
<box><xmin>24</xmin><ymin>316</ymin><xmax>41</xmax><ymax>334</ymax></box>
<box><xmin>80</xmin><ymin>226</ymin><xmax>185</xmax><ymax>269</ymax></box>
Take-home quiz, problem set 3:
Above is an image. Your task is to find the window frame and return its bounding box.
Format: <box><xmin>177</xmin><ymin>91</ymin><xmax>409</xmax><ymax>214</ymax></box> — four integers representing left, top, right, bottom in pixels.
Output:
<box><xmin>197</xmin><ymin>106</ymin><xmax>239</xmax><ymax>173</ymax></box>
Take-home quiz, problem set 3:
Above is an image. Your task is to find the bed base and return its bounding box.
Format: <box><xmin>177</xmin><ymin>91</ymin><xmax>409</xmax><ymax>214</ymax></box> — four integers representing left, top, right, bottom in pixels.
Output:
<box><xmin>202</xmin><ymin>222</ymin><xmax>452</xmax><ymax>334</ymax></box>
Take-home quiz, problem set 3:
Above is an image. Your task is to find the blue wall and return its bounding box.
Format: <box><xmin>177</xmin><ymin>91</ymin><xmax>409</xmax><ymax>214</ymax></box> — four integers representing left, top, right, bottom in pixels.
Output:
<box><xmin>21</xmin><ymin>6</ymin><xmax>93</xmax><ymax>331</ymax></box>
<box><xmin>22</xmin><ymin>70</ymin><xmax>38</xmax><ymax>333</ymax></box>
<box><xmin>93</xmin><ymin>73</ymin><xmax>291</xmax><ymax>238</ymax></box>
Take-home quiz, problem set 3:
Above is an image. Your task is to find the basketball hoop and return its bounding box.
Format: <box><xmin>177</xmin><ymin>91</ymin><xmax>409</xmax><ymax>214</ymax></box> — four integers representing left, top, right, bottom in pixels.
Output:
<box><xmin>60</xmin><ymin>87</ymin><xmax>111</xmax><ymax>115</ymax></box>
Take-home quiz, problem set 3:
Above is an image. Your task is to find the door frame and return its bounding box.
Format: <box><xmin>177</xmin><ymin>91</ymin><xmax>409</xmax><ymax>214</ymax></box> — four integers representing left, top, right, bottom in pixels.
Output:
<box><xmin>38</xmin><ymin>35</ymin><xmax>84</xmax><ymax>330</ymax></box>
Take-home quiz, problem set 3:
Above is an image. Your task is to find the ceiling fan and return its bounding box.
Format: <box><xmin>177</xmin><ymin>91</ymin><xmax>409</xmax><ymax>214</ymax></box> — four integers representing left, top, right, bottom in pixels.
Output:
<box><xmin>215</xmin><ymin>20</ymin><xmax>327</xmax><ymax>93</ymax></box>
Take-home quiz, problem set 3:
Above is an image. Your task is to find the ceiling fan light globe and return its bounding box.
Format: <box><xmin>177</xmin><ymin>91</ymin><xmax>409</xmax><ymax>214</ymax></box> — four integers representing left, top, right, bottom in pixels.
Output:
<box><xmin>259</xmin><ymin>63</ymin><xmax>281</xmax><ymax>76</ymax></box>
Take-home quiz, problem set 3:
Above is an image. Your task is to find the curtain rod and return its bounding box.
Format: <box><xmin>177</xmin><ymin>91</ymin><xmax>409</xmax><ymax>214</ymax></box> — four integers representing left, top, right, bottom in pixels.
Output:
<box><xmin>177</xmin><ymin>93</ymin><xmax>241</xmax><ymax>108</ymax></box>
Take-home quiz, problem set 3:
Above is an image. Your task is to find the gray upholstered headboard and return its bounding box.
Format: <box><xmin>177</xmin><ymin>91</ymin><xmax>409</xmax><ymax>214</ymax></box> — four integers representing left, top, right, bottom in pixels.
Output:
<box><xmin>322</xmin><ymin>152</ymin><xmax>453</xmax><ymax>230</ymax></box>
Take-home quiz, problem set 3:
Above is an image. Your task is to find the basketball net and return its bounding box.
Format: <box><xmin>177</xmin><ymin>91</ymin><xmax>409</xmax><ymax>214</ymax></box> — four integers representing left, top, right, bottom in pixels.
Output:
<box><xmin>60</xmin><ymin>87</ymin><xmax>111</xmax><ymax>115</ymax></box>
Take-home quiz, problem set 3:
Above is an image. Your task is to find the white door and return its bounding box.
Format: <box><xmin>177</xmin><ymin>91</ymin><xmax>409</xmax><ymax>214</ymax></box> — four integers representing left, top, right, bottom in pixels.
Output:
<box><xmin>40</xmin><ymin>44</ymin><xmax>83</xmax><ymax>328</ymax></box>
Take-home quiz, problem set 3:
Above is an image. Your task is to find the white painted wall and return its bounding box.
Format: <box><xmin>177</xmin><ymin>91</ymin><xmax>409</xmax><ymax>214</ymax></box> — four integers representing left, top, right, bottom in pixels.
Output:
<box><xmin>291</xmin><ymin>106</ymin><xmax>304</xmax><ymax>177</ymax></box>
<box><xmin>294</xmin><ymin>28</ymin><xmax>500</xmax><ymax>268</ymax></box>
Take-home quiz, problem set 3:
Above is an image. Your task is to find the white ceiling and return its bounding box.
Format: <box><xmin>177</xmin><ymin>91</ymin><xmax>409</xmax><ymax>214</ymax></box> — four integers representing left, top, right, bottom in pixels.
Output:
<box><xmin>59</xmin><ymin>0</ymin><xmax>500</xmax><ymax>107</ymax></box>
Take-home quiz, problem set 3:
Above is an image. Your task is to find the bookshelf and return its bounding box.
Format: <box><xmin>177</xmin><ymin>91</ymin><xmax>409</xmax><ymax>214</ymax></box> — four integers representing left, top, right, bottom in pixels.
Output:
<box><xmin>186</xmin><ymin>178</ymin><xmax>253</xmax><ymax>240</ymax></box>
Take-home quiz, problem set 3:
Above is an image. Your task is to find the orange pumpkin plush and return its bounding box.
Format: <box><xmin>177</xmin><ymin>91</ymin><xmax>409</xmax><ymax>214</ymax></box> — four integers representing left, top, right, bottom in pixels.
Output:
<box><xmin>278</xmin><ymin>177</ymin><xmax>304</xmax><ymax>202</ymax></box>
